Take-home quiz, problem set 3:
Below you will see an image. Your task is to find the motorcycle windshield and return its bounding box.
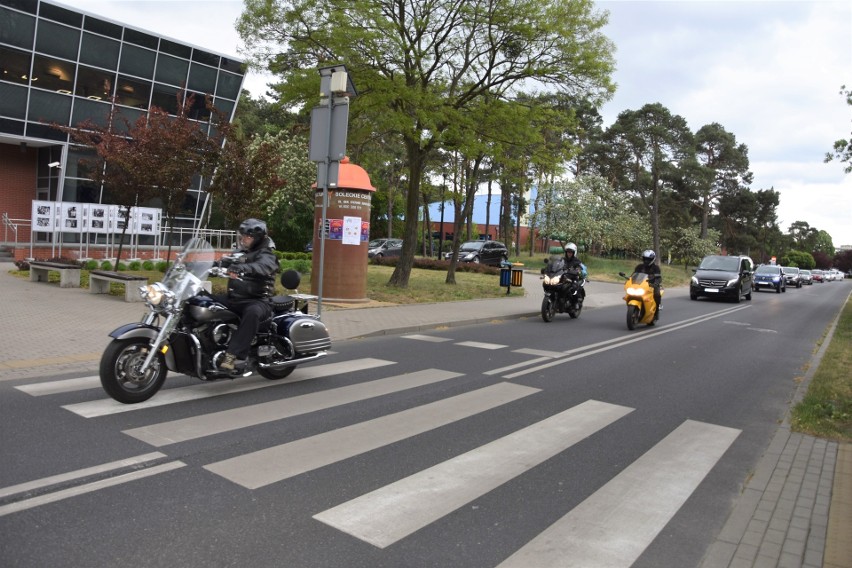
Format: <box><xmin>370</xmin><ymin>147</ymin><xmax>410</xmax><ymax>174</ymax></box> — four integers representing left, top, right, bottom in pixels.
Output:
<box><xmin>630</xmin><ymin>272</ymin><xmax>649</xmax><ymax>285</ymax></box>
<box><xmin>160</xmin><ymin>237</ymin><xmax>215</xmax><ymax>299</ymax></box>
<box><xmin>545</xmin><ymin>258</ymin><xmax>566</xmax><ymax>275</ymax></box>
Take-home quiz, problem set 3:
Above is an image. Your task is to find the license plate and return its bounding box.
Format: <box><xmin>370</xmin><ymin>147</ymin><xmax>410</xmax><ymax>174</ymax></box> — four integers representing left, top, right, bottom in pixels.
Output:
<box><xmin>704</xmin><ymin>288</ymin><xmax>719</xmax><ymax>293</ymax></box>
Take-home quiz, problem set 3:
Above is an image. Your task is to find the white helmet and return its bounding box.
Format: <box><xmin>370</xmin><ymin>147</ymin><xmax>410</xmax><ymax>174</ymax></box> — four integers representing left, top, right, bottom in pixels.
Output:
<box><xmin>642</xmin><ymin>249</ymin><xmax>656</xmax><ymax>264</ymax></box>
<box><xmin>565</xmin><ymin>243</ymin><xmax>578</xmax><ymax>255</ymax></box>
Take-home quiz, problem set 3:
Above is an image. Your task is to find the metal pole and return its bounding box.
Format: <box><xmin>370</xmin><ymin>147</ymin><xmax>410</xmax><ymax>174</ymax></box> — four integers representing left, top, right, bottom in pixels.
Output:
<box><xmin>316</xmin><ymin>93</ymin><xmax>333</xmax><ymax>318</ymax></box>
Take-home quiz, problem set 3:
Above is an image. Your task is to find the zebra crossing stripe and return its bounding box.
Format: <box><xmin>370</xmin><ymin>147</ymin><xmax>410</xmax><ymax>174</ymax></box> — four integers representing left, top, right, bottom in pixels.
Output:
<box><xmin>61</xmin><ymin>358</ymin><xmax>395</xmax><ymax>418</ymax></box>
<box><xmin>496</xmin><ymin>420</ymin><xmax>740</xmax><ymax>568</ymax></box>
<box><xmin>455</xmin><ymin>341</ymin><xmax>507</xmax><ymax>350</ymax></box>
<box><xmin>16</xmin><ymin>375</ymin><xmax>100</xmax><ymax>396</ymax></box>
<box><xmin>204</xmin><ymin>382</ymin><xmax>540</xmax><ymax>489</ymax></box>
<box><xmin>312</xmin><ymin>400</ymin><xmax>634</xmax><ymax>548</ymax></box>
<box><xmin>125</xmin><ymin>368</ymin><xmax>466</xmax><ymax>447</ymax></box>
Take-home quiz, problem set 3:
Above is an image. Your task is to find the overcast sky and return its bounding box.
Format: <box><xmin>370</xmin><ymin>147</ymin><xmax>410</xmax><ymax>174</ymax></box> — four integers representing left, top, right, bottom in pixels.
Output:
<box><xmin>69</xmin><ymin>0</ymin><xmax>852</xmax><ymax>247</ymax></box>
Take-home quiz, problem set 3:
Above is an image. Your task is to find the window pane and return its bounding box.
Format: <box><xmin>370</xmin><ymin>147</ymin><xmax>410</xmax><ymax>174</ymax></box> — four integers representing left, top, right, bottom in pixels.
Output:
<box><xmin>212</xmin><ymin>97</ymin><xmax>234</xmax><ymax>118</ymax></box>
<box><xmin>123</xmin><ymin>27</ymin><xmax>157</xmax><ymax>49</ymax></box>
<box><xmin>187</xmin><ymin>62</ymin><xmax>216</xmax><ymax>94</ymax></box>
<box><xmin>70</xmin><ymin>96</ymin><xmax>111</xmax><ymax>128</ymax></box>
<box><xmin>154</xmin><ymin>53</ymin><xmax>188</xmax><ymax>86</ymax></box>
<box><xmin>31</xmin><ymin>54</ymin><xmax>76</xmax><ymax>92</ymax></box>
<box><xmin>82</xmin><ymin>16</ymin><xmax>121</xmax><ymax>39</ymax></box>
<box><xmin>80</xmin><ymin>32</ymin><xmax>119</xmax><ymax>70</ymax></box>
<box><xmin>115</xmin><ymin>75</ymin><xmax>150</xmax><ymax>109</ymax></box>
<box><xmin>220</xmin><ymin>57</ymin><xmax>243</xmax><ymax>74</ymax></box>
<box><xmin>191</xmin><ymin>49</ymin><xmax>218</xmax><ymax>67</ymax></box>
<box><xmin>114</xmin><ymin>106</ymin><xmax>144</xmax><ymax>132</ymax></box>
<box><xmin>28</xmin><ymin>88</ymin><xmax>71</xmax><ymax>123</ymax></box>
<box><xmin>186</xmin><ymin>91</ymin><xmax>210</xmax><ymax>120</ymax></box>
<box><xmin>0</xmin><ymin>45</ymin><xmax>32</xmax><ymax>86</ymax></box>
<box><xmin>0</xmin><ymin>81</ymin><xmax>28</xmax><ymax>119</ymax></box>
<box><xmin>35</xmin><ymin>19</ymin><xmax>80</xmax><ymax>60</ymax></box>
<box><xmin>151</xmin><ymin>83</ymin><xmax>179</xmax><ymax>114</ymax></box>
<box><xmin>38</xmin><ymin>3</ymin><xmax>82</xmax><ymax>27</ymax></box>
<box><xmin>1</xmin><ymin>1</ymin><xmax>38</xmax><ymax>15</ymax></box>
<box><xmin>75</xmin><ymin>65</ymin><xmax>114</xmax><ymax>99</ymax></box>
<box><xmin>119</xmin><ymin>43</ymin><xmax>155</xmax><ymax>78</ymax></box>
<box><xmin>160</xmin><ymin>38</ymin><xmax>190</xmax><ymax>59</ymax></box>
<box><xmin>26</xmin><ymin>121</ymin><xmax>68</xmax><ymax>141</ymax></box>
<box><xmin>216</xmin><ymin>71</ymin><xmax>242</xmax><ymax>100</ymax></box>
<box><xmin>0</xmin><ymin>6</ymin><xmax>35</xmax><ymax>49</ymax></box>
<box><xmin>0</xmin><ymin>117</ymin><xmax>25</xmax><ymax>135</ymax></box>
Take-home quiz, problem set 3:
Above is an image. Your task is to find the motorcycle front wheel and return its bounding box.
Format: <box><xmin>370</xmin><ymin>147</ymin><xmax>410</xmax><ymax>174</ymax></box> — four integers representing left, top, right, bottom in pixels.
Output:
<box><xmin>568</xmin><ymin>299</ymin><xmax>582</xmax><ymax>319</ymax></box>
<box><xmin>626</xmin><ymin>305</ymin><xmax>640</xmax><ymax>330</ymax></box>
<box><xmin>100</xmin><ymin>338</ymin><xmax>167</xmax><ymax>404</ymax></box>
<box><xmin>541</xmin><ymin>296</ymin><xmax>555</xmax><ymax>322</ymax></box>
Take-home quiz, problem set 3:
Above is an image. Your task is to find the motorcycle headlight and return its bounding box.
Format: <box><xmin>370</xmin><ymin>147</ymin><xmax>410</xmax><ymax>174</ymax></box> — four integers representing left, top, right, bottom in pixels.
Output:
<box><xmin>626</xmin><ymin>286</ymin><xmax>645</xmax><ymax>296</ymax></box>
<box><xmin>141</xmin><ymin>283</ymin><xmax>172</xmax><ymax>307</ymax></box>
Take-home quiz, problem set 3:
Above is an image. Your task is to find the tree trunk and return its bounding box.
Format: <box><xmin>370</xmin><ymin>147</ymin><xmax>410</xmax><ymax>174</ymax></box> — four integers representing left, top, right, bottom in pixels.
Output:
<box><xmin>388</xmin><ymin>139</ymin><xmax>425</xmax><ymax>288</ymax></box>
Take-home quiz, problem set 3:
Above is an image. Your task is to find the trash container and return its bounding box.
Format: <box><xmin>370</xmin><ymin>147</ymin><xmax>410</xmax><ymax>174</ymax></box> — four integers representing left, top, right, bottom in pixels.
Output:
<box><xmin>500</xmin><ymin>263</ymin><xmax>524</xmax><ymax>293</ymax></box>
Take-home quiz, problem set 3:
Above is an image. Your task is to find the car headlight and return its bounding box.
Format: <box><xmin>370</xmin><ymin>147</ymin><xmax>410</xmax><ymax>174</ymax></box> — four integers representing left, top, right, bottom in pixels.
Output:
<box><xmin>727</xmin><ymin>278</ymin><xmax>739</xmax><ymax>287</ymax></box>
<box><xmin>691</xmin><ymin>276</ymin><xmax>698</xmax><ymax>285</ymax></box>
<box><xmin>772</xmin><ymin>276</ymin><xmax>780</xmax><ymax>281</ymax></box>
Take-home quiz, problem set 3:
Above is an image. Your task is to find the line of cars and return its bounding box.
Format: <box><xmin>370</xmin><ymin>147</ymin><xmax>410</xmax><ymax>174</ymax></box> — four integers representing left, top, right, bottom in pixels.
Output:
<box><xmin>367</xmin><ymin>238</ymin><xmax>510</xmax><ymax>267</ymax></box>
<box><xmin>689</xmin><ymin>254</ymin><xmax>846</xmax><ymax>302</ymax></box>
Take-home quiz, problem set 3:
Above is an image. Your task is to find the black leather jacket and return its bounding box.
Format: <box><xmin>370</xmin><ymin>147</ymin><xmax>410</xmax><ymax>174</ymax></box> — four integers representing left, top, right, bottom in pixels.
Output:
<box><xmin>223</xmin><ymin>237</ymin><xmax>280</xmax><ymax>299</ymax></box>
<box><xmin>634</xmin><ymin>262</ymin><xmax>662</xmax><ymax>286</ymax></box>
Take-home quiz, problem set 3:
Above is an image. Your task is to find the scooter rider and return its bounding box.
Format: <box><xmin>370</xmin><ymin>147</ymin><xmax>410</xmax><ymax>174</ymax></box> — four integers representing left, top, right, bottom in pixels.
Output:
<box><xmin>213</xmin><ymin>218</ymin><xmax>280</xmax><ymax>373</ymax></box>
<box><xmin>634</xmin><ymin>249</ymin><xmax>662</xmax><ymax>311</ymax></box>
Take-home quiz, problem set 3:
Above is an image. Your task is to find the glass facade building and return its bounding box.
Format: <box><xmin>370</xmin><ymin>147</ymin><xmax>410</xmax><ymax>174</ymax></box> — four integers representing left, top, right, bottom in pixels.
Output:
<box><xmin>0</xmin><ymin>0</ymin><xmax>245</xmax><ymax>251</ymax></box>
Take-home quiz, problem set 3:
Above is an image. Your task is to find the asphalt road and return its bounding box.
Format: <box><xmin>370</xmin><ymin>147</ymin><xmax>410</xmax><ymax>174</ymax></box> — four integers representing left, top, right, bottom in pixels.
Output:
<box><xmin>0</xmin><ymin>280</ymin><xmax>848</xmax><ymax>567</ymax></box>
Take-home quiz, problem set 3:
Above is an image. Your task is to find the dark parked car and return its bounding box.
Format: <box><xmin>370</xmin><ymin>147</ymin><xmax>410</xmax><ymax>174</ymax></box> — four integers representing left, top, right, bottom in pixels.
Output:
<box><xmin>367</xmin><ymin>238</ymin><xmax>403</xmax><ymax>259</ymax></box>
<box><xmin>782</xmin><ymin>266</ymin><xmax>802</xmax><ymax>288</ymax></box>
<box><xmin>690</xmin><ymin>254</ymin><xmax>754</xmax><ymax>302</ymax></box>
<box><xmin>445</xmin><ymin>240</ymin><xmax>509</xmax><ymax>266</ymax></box>
<box><xmin>753</xmin><ymin>264</ymin><xmax>786</xmax><ymax>293</ymax></box>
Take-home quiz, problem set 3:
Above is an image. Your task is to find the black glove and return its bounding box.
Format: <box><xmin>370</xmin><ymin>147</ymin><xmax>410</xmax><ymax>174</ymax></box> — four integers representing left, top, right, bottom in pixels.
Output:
<box><xmin>228</xmin><ymin>264</ymin><xmax>246</xmax><ymax>277</ymax></box>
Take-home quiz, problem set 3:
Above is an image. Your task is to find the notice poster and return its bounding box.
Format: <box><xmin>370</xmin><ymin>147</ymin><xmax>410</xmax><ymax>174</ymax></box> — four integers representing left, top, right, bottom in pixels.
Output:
<box><xmin>31</xmin><ymin>201</ymin><xmax>56</xmax><ymax>232</ymax></box>
<box><xmin>328</xmin><ymin>218</ymin><xmax>343</xmax><ymax>240</ymax></box>
<box><xmin>342</xmin><ymin>216</ymin><xmax>361</xmax><ymax>245</ymax></box>
<box><xmin>361</xmin><ymin>221</ymin><xmax>370</xmax><ymax>242</ymax></box>
<box><xmin>87</xmin><ymin>204</ymin><xmax>110</xmax><ymax>233</ymax></box>
<box><xmin>134</xmin><ymin>207</ymin><xmax>160</xmax><ymax>236</ymax></box>
<box><xmin>61</xmin><ymin>203</ymin><xmax>82</xmax><ymax>232</ymax></box>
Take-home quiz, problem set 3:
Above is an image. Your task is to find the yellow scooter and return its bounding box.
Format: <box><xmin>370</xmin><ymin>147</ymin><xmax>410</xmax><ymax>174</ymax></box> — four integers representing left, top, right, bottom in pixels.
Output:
<box><xmin>619</xmin><ymin>272</ymin><xmax>663</xmax><ymax>330</ymax></box>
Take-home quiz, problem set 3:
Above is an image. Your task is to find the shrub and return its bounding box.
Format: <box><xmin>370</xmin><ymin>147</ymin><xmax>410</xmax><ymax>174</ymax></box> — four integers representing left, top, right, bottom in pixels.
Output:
<box><xmin>100</xmin><ymin>260</ymin><xmax>112</xmax><ymax>270</ymax></box>
<box><xmin>84</xmin><ymin>260</ymin><xmax>98</xmax><ymax>270</ymax></box>
<box><xmin>128</xmin><ymin>261</ymin><xmax>141</xmax><ymax>271</ymax></box>
<box><xmin>156</xmin><ymin>261</ymin><xmax>170</xmax><ymax>272</ymax></box>
<box><xmin>142</xmin><ymin>260</ymin><xmax>155</xmax><ymax>270</ymax></box>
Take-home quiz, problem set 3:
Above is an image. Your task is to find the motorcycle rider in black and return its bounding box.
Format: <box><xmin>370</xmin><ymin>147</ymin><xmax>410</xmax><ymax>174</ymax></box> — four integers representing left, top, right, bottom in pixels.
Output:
<box><xmin>634</xmin><ymin>249</ymin><xmax>662</xmax><ymax>312</ymax></box>
<box><xmin>214</xmin><ymin>218</ymin><xmax>280</xmax><ymax>373</ymax></box>
<box><xmin>563</xmin><ymin>242</ymin><xmax>584</xmax><ymax>277</ymax></box>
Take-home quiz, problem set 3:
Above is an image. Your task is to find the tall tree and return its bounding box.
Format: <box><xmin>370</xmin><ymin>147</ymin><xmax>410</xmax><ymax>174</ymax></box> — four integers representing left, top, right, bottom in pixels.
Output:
<box><xmin>693</xmin><ymin>122</ymin><xmax>753</xmax><ymax>238</ymax></box>
<box><xmin>237</xmin><ymin>0</ymin><xmax>615</xmax><ymax>287</ymax></box>
<box><xmin>824</xmin><ymin>85</ymin><xmax>852</xmax><ymax>173</ymax></box>
<box><xmin>601</xmin><ymin>103</ymin><xmax>694</xmax><ymax>258</ymax></box>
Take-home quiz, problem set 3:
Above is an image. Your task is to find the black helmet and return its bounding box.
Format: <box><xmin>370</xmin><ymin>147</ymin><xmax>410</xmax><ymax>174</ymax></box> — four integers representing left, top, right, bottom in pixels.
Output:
<box><xmin>642</xmin><ymin>249</ymin><xmax>656</xmax><ymax>264</ymax></box>
<box><xmin>238</xmin><ymin>218</ymin><xmax>267</xmax><ymax>250</ymax></box>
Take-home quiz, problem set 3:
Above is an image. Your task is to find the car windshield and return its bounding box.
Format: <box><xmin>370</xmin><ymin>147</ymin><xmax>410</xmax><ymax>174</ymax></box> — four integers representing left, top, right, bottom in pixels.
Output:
<box><xmin>699</xmin><ymin>256</ymin><xmax>740</xmax><ymax>271</ymax></box>
<box><xmin>756</xmin><ymin>265</ymin><xmax>780</xmax><ymax>275</ymax></box>
<box><xmin>459</xmin><ymin>242</ymin><xmax>484</xmax><ymax>252</ymax></box>
<box><xmin>801</xmin><ymin>270</ymin><xmax>811</xmax><ymax>275</ymax></box>
<box><xmin>368</xmin><ymin>239</ymin><xmax>387</xmax><ymax>248</ymax></box>
<box><xmin>784</xmin><ymin>267</ymin><xmax>798</xmax><ymax>273</ymax></box>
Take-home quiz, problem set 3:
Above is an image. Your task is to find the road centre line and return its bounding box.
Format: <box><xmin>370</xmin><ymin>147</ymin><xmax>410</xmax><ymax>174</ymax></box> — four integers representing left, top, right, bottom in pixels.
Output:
<box><xmin>204</xmin><ymin>382</ymin><xmax>539</xmax><ymax>489</ymax></box>
<box><xmin>124</xmin><ymin>368</ymin><xmax>465</xmax><ymax>447</ymax></box>
<box><xmin>497</xmin><ymin>420</ymin><xmax>740</xmax><ymax>568</ymax></box>
<box><xmin>313</xmin><ymin>400</ymin><xmax>633</xmax><ymax>548</ymax></box>
<box><xmin>0</xmin><ymin>452</ymin><xmax>167</xmax><ymax>499</ymax></box>
<box><xmin>503</xmin><ymin>305</ymin><xmax>751</xmax><ymax>379</ymax></box>
<box><xmin>0</xmin><ymin>461</ymin><xmax>186</xmax><ymax>518</ymax></box>
<box><xmin>62</xmin><ymin>358</ymin><xmax>395</xmax><ymax>418</ymax></box>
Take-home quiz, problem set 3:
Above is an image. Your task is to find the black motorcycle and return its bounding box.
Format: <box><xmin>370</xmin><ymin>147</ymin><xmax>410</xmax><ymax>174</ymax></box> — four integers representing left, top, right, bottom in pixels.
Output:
<box><xmin>540</xmin><ymin>257</ymin><xmax>586</xmax><ymax>322</ymax></box>
<box><xmin>99</xmin><ymin>237</ymin><xmax>330</xmax><ymax>404</ymax></box>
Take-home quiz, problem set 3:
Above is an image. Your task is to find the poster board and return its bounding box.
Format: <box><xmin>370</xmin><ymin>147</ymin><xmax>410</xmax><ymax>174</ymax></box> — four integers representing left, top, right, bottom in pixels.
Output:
<box><xmin>31</xmin><ymin>201</ymin><xmax>56</xmax><ymax>233</ymax></box>
<box><xmin>30</xmin><ymin>200</ymin><xmax>162</xmax><ymax>235</ymax></box>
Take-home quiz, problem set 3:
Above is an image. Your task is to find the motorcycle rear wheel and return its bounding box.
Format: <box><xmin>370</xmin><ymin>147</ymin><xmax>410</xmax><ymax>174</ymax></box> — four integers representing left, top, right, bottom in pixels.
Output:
<box><xmin>257</xmin><ymin>336</ymin><xmax>297</xmax><ymax>380</ymax></box>
<box><xmin>541</xmin><ymin>296</ymin><xmax>555</xmax><ymax>322</ymax></box>
<box><xmin>626</xmin><ymin>305</ymin><xmax>639</xmax><ymax>330</ymax></box>
<box><xmin>258</xmin><ymin>366</ymin><xmax>295</xmax><ymax>380</ymax></box>
<box><xmin>100</xmin><ymin>338</ymin><xmax>167</xmax><ymax>404</ymax></box>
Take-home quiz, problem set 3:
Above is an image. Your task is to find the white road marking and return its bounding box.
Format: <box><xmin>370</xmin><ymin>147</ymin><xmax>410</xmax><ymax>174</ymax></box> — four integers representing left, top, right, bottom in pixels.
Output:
<box><xmin>0</xmin><ymin>461</ymin><xmax>186</xmax><ymax>517</ymax></box>
<box><xmin>401</xmin><ymin>334</ymin><xmax>453</xmax><ymax>342</ymax></box>
<box><xmin>514</xmin><ymin>348</ymin><xmax>567</xmax><ymax>358</ymax></box>
<box><xmin>0</xmin><ymin>452</ymin><xmax>167</xmax><ymax>499</ymax></box>
<box><xmin>313</xmin><ymin>400</ymin><xmax>633</xmax><ymax>548</ymax></box>
<box><xmin>124</xmin><ymin>368</ymin><xmax>465</xmax><ymax>446</ymax></box>
<box><xmin>205</xmin><ymin>383</ymin><xmax>540</xmax><ymax>489</ymax></box>
<box><xmin>484</xmin><ymin>356</ymin><xmax>551</xmax><ymax>376</ymax></box>
<box><xmin>15</xmin><ymin>375</ymin><xmax>100</xmax><ymax>396</ymax></box>
<box><xmin>61</xmin><ymin>358</ymin><xmax>394</xmax><ymax>418</ymax></box>
<box><xmin>456</xmin><ymin>341</ymin><xmax>506</xmax><ymax>350</ymax></box>
<box><xmin>497</xmin><ymin>420</ymin><xmax>740</xmax><ymax>568</ymax></box>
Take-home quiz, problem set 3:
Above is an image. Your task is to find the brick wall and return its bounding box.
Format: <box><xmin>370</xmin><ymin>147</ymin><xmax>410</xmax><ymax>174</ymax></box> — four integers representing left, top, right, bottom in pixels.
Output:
<box><xmin>0</xmin><ymin>143</ymin><xmax>38</xmax><ymax>244</ymax></box>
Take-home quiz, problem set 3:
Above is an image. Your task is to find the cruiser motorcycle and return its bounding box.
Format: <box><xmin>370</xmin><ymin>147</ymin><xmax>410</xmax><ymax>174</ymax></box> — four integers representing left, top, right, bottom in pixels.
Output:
<box><xmin>99</xmin><ymin>238</ymin><xmax>330</xmax><ymax>404</ymax></box>
<box><xmin>540</xmin><ymin>257</ymin><xmax>586</xmax><ymax>322</ymax></box>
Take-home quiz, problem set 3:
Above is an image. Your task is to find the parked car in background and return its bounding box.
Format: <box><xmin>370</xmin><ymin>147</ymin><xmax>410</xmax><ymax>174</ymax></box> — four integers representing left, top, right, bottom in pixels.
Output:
<box><xmin>799</xmin><ymin>270</ymin><xmax>813</xmax><ymax>285</ymax></box>
<box><xmin>782</xmin><ymin>266</ymin><xmax>802</xmax><ymax>288</ymax></box>
<box><xmin>690</xmin><ymin>254</ymin><xmax>754</xmax><ymax>302</ymax></box>
<box><xmin>811</xmin><ymin>269</ymin><xmax>825</xmax><ymax>283</ymax></box>
<box><xmin>753</xmin><ymin>264</ymin><xmax>786</xmax><ymax>293</ymax></box>
<box><xmin>445</xmin><ymin>240</ymin><xmax>509</xmax><ymax>266</ymax></box>
<box><xmin>367</xmin><ymin>238</ymin><xmax>403</xmax><ymax>259</ymax></box>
